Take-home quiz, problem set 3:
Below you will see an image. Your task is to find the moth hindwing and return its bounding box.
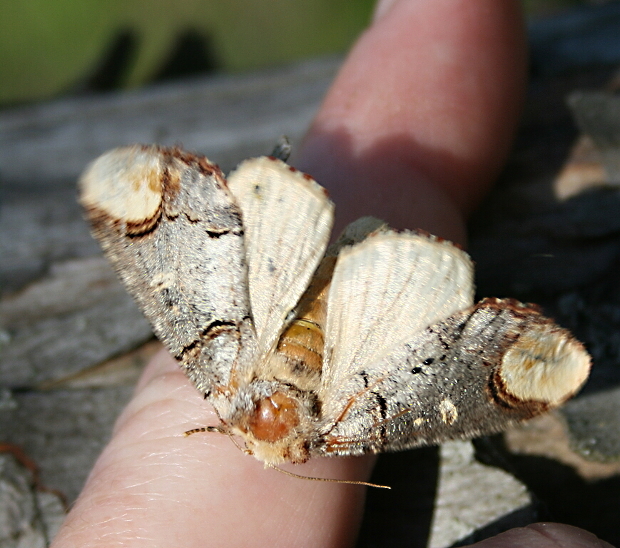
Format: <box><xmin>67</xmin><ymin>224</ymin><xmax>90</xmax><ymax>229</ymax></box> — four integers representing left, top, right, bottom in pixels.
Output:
<box><xmin>79</xmin><ymin>145</ymin><xmax>592</xmax><ymax>466</ymax></box>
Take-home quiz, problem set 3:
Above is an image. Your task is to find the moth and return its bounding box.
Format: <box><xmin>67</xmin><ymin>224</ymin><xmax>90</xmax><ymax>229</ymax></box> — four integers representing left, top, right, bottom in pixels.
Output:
<box><xmin>79</xmin><ymin>145</ymin><xmax>591</xmax><ymax>466</ymax></box>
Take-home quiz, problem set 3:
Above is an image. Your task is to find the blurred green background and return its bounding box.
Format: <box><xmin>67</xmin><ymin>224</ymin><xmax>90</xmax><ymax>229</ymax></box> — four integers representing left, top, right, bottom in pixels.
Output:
<box><xmin>0</xmin><ymin>0</ymin><xmax>595</xmax><ymax>107</ymax></box>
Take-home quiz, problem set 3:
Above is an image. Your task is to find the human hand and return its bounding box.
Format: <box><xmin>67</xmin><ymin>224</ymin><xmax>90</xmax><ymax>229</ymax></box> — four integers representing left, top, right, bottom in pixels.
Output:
<box><xmin>51</xmin><ymin>1</ymin><xmax>612</xmax><ymax>547</ymax></box>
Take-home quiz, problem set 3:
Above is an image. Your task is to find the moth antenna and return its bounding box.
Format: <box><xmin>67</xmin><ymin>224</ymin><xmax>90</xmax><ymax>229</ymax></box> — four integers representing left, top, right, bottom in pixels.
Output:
<box><xmin>184</xmin><ymin>423</ymin><xmax>255</xmax><ymax>456</ymax></box>
<box><xmin>266</xmin><ymin>464</ymin><xmax>391</xmax><ymax>490</ymax></box>
<box><xmin>184</xmin><ymin>406</ymin><xmax>228</xmax><ymax>437</ymax></box>
<box><xmin>183</xmin><ymin>429</ymin><xmax>387</xmax><ymax>487</ymax></box>
<box><xmin>184</xmin><ymin>426</ymin><xmax>223</xmax><ymax>436</ymax></box>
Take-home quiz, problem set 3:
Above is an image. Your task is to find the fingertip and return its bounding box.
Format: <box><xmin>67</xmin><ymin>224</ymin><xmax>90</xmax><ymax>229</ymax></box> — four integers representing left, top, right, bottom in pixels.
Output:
<box><xmin>134</xmin><ymin>346</ymin><xmax>177</xmax><ymax>392</ymax></box>
<box><xmin>468</xmin><ymin>523</ymin><xmax>613</xmax><ymax>548</ymax></box>
<box><xmin>526</xmin><ymin>523</ymin><xmax>615</xmax><ymax>548</ymax></box>
<box><xmin>297</xmin><ymin>0</ymin><xmax>526</xmax><ymax>237</ymax></box>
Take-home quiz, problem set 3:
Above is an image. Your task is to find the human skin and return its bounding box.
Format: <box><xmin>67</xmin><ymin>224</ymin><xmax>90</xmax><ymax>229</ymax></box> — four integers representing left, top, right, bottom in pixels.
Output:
<box><xmin>51</xmin><ymin>1</ymin><xmax>612</xmax><ymax>547</ymax></box>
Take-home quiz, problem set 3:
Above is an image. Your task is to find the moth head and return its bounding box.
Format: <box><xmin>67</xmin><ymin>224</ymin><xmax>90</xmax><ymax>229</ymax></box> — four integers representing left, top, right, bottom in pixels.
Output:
<box><xmin>228</xmin><ymin>385</ymin><xmax>314</xmax><ymax>465</ymax></box>
<box><xmin>247</xmin><ymin>391</ymin><xmax>300</xmax><ymax>443</ymax></box>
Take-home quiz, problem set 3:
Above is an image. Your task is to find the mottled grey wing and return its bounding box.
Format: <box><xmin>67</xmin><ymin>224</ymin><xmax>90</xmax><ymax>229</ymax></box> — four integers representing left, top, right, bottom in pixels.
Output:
<box><xmin>79</xmin><ymin>145</ymin><xmax>256</xmax><ymax>395</ymax></box>
<box><xmin>315</xmin><ymin>299</ymin><xmax>591</xmax><ymax>457</ymax></box>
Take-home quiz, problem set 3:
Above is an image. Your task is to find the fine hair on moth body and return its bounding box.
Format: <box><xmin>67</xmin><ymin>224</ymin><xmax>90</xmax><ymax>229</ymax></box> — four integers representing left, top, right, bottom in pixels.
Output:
<box><xmin>79</xmin><ymin>144</ymin><xmax>592</xmax><ymax>479</ymax></box>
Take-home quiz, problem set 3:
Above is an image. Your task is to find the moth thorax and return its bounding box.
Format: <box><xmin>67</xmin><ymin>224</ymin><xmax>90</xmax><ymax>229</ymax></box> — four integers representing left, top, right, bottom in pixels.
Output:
<box><xmin>275</xmin><ymin>319</ymin><xmax>324</xmax><ymax>389</ymax></box>
<box><xmin>247</xmin><ymin>391</ymin><xmax>300</xmax><ymax>442</ymax></box>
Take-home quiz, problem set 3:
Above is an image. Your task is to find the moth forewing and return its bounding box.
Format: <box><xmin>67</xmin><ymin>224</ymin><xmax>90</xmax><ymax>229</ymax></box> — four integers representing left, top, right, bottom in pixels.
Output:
<box><xmin>79</xmin><ymin>145</ymin><xmax>256</xmax><ymax>396</ymax></box>
<box><xmin>495</xmin><ymin>310</ymin><xmax>591</xmax><ymax>406</ymax></box>
<box><xmin>315</xmin><ymin>298</ymin><xmax>591</xmax><ymax>457</ymax></box>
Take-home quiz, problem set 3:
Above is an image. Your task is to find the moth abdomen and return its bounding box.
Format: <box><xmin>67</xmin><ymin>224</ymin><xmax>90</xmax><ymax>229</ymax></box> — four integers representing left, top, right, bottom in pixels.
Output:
<box><xmin>276</xmin><ymin>319</ymin><xmax>324</xmax><ymax>385</ymax></box>
<box><xmin>267</xmin><ymin>253</ymin><xmax>336</xmax><ymax>391</ymax></box>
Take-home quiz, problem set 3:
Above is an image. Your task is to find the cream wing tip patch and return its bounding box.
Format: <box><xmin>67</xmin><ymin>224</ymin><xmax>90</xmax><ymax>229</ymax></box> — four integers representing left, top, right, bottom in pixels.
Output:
<box><xmin>79</xmin><ymin>145</ymin><xmax>163</xmax><ymax>222</ymax></box>
<box><xmin>500</xmin><ymin>323</ymin><xmax>591</xmax><ymax>405</ymax></box>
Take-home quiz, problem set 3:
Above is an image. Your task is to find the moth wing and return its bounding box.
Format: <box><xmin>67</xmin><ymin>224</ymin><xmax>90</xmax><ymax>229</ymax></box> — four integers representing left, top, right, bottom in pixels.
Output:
<box><xmin>79</xmin><ymin>145</ymin><xmax>256</xmax><ymax>395</ymax></box>
<box><xmin>316</xmin><ymin>298</ymin><xmax>591</xmax><ymax>457</ymax></box>
<box><xmin>227</xmin><ymin>157</ymin><xmax>334</xmax><ymax>354</ymax></box>
<box><xmin>321</xmin><ymin>231</ymin><xmax>474</xmax><ymax>399</ymax></box>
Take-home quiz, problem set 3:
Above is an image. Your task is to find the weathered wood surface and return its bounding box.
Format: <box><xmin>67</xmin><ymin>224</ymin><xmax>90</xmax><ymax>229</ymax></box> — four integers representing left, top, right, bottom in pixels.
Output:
<box><xmin>2</xmin><ymin>4</ymin><xmax>620</xmax><ymax>546</ymax></box>
<box><xmin>0</xmin><ymin>57</ymin><xmax>339</xmax><ymax>295</ymax></box>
